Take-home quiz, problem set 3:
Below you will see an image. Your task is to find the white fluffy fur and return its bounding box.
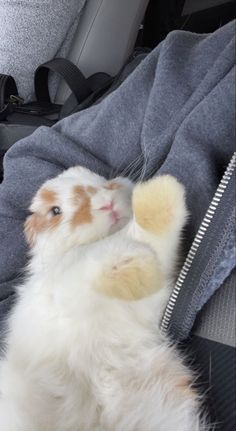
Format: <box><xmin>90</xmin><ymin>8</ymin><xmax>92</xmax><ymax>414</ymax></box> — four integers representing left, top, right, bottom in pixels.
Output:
<box><xmin>0</xmin><ymin>167</ymin><xmax>205</xmax><ymax>431</ymax></box>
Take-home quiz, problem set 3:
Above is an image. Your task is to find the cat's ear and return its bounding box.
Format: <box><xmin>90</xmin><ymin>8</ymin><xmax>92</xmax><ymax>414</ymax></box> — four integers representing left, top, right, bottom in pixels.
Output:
<box><xmin>24</xmin><ymin>213</ymin><xmax>42</xmax><ymax>247</ymax></box>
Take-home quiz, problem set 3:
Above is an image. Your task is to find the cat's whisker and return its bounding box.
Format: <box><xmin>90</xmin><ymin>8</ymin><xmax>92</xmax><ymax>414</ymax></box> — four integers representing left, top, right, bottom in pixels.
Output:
<box><xmin>137</xmin><ymin>138</ymin><xmax>153</xmax><ymax>182</ymax></box>
<box><xmin>112</xmin><ymin>153</ymin><xmax>144</xmax><ymax>180</ymax></box>
<box><xmin>124</xmin><ymin>156</ymin><xmax>144</xmax><ymax>182</ymax></box>
<box><xmin>108</xmin><ymin>156</ymin><xmax>137</xmax><ymax>179</ymax></box>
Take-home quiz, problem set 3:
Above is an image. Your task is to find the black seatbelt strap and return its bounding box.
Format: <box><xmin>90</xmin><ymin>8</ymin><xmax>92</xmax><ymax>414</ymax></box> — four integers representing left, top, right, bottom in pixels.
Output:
<box><xmin>60</xmin><ymin>72</ymin><xmax>113</xmax><ymax>120</ymax></box>
<box><xmin>0</xmin><ymin>58</ymin><xmax>112</xmax><ymax>121</ymax></box>
<box><xmin>35</xmin><ymin>58</ymin><xmax>92</xmax><ymax>104</ymax></box>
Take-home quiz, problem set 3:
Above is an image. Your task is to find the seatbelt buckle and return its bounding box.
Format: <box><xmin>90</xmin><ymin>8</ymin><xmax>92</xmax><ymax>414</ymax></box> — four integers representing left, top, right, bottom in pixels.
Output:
<box><xmin>14</xmin><ymin>101</ymin><xmax>61</xmax><ymax>116</ymax></box>
<box><xmin>9</xmin><ymin>95</ymin><xmax>24</xmax><ymax>105</ymax></box>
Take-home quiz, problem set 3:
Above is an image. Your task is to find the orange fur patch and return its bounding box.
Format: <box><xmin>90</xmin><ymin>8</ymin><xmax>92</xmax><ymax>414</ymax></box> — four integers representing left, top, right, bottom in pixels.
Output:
<box><xmin>176</xmin><ymin>376</ymin><xmax>197</xmax><ymax>400</ymax></box>
<box><xmin>86</xmin><ymin>186</ymin><xmax>97</xmax><ymax>195</ymax></box>
<box><xmin>24</xmin><ymin>214</ymin><xmax>44</xmax><ymax>246</ymax></box>
<box><xmin>71</xmin><ymin>185</ymin><xmax>92</xmax><ymax>228</ymax></box>
<box><xmin>24</xmin><ymin>187</ymin><xmax>62</xmax><ymax>246</ymax></box>
<box><xmin>24</xmin><ymin>212</ymin><xmax>62</xmax><ymax>246</ymax></box>
<box><xmin>104</xmin><ymin>182</ymin><xmax>121</xmax><ymax>191</ymax></box>
<box><xmin>24</xmin><ymin>188</ymin><xmax>62</xmax><ymax>247</ymax></box>
<box><xmin>73</xmin><ymin>185</ymin><xmax>86</xmax><ymax>202</ymax></box>
<box><xmin>176</xmin><ymin>376</ymin><xmax>190</xmax><ymax>389</ymax></box>
<box><xmin>40</xmin><ymin>188</ymin><xmax>57</xmax><ymax>205</ymax></box>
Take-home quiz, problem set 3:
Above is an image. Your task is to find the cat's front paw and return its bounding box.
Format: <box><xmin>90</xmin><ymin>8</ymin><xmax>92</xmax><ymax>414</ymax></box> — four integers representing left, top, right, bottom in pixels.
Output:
<box><xmin>132</xmin><ymin>175</ymin><xmax>188</xmax><ymax>235</ymax></box>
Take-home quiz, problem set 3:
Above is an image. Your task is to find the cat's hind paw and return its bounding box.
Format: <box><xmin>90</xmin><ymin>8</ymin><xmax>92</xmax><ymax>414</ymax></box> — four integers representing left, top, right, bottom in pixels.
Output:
<box><xmin>132</xmin><ymin>175</ymin><xmax>188</xmax><ymax>236</ymax></box>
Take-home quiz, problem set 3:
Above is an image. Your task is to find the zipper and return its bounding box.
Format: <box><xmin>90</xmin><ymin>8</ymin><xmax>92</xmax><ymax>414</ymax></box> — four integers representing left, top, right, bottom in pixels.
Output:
<box><xmin>161</xmin><ymin>152</ymin><xmax>236</xmax><ymax>333</ymax></box>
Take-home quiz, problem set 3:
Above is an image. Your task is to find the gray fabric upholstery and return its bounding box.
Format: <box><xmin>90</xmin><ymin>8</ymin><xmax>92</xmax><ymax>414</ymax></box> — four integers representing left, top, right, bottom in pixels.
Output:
<box><xmin>194</xmin><ymin>269</ymin><xmax>236</xmax><ymax>347</ymax></box>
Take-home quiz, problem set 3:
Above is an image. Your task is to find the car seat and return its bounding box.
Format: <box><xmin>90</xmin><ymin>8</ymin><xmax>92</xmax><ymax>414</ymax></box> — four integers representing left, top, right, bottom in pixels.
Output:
<box><xmin>0</xmin><ymin>0</ymin><xmax>149</xmax><ymax>178</ymax></box>
<box><xmin>55</xmin><ymin>0</ymin><xmax>149</xmax><ymax>104</ymax></box>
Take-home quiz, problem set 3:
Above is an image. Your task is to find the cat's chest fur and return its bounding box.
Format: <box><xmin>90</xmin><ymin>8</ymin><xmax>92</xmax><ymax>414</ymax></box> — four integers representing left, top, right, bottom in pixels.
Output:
<box><xmin>13</xmin><ymin>267</ymin><xmax>160</xmax><ymax>372</ymax></box>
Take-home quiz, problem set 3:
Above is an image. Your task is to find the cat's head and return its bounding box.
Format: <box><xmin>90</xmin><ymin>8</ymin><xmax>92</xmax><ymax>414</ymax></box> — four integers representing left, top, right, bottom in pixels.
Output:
<box><xmin>24</xmin><ymin>166</ymin><xmax>133</xmax><ymax>255</ymax></box>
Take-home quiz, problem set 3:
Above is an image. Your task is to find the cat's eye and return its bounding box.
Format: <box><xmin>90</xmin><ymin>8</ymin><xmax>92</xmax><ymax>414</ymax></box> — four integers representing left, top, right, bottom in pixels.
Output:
<box><xmin>50</xmin><ymin>206</ymin><xmax>62</xmax><ymax>216</ymax></box>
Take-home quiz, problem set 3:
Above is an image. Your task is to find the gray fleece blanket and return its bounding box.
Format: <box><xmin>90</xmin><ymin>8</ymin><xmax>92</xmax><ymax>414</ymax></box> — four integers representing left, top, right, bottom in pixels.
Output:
<box><xmin>0</xmin><ymin>21</ymin><xmax>235</xmax><ymax>332</ymax></box>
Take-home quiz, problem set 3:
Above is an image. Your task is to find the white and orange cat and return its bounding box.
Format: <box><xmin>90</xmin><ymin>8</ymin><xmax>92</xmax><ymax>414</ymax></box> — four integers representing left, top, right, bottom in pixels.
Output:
<box><xmin>0</xmin><ymin>166</ymin><xmax>205</xmax><ymax>431</ymax></box>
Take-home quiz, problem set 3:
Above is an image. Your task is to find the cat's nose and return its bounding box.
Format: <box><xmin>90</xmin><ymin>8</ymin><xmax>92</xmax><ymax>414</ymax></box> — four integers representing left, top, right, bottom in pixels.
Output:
<box><xmin>99</xmin><ymin>201</ymin><xmax>114</xmax><ymax>211</ymax></box>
